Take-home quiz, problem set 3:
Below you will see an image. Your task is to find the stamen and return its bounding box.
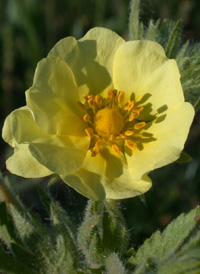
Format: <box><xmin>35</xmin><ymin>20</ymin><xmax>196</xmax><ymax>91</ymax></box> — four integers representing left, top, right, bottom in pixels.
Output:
<box><xmin>124</xmin><ymin>100</ymin><xmax>133</xmax><ymax>111</ymax></box>
<box><xmin>106</xmin><ymin>89</ymin><xmax>113</xmax><ymax>99</ymax></box>
<box><xmin>109</xmin><ymin>135</ymin><xmax>115</xmax><ymax>141</ymax></box>
<box><xmin>83</xmin><ymin>94</ymin><xmax>89</xmax><ymax>100</ymax></box>
<box><xmin>83</xmin><ymin>114</ymin><xmax>91</xmax><ymax>122</ymax></box>
<box><xmin>85</xmin><ymin>127</ymin><xmax>94</xmax><ymax>137</ymax></box>
<box><xmin>106</xmin><ymin>89</ymin><xmax>117</xmax><ymax>100</ymax></box>
<box><xmin>95</xmin><ymin>95</ymin><xmax>102</xmax><ymax>106</ymax></box>
<box><xmin>77</xmin><ymin>101</ymin><xmax>87</xmax><ymax>111</ymax></box>
<box><xmin>95</xmin><ymin>139</ymin><xmax>104</xmax><ymax>147</ymax></box>
<box><xmin>126</xmin><ymin>140</ymin><xmax>137</xmax><ymax>151</ymax></box>
<box><xmin>91</xmin><ymin>146</ymin><xmax>99</xmax><ymax>157</ymax></box>
<box><xmin>118</xmin><ymin>91</ymin><xmax>125</xmax><ymax>103</ymax></box>
<box><xmin>125</xmin><ymin>130</ymin><xmax>134</xmax><ymax>136</ymax></box>
<box><xmin>134</xmin><ymin>106</ymin><xmax>144</xmax><ymax>112</ymax></box>
<box><xmin>112</xmin><ymin>144</ymin><xmax>120</xmax><ymax>155</ymax></box>
<box><xmin>112</xmin><ymin>89</ymin><xmax>117</xmax><ymax>100</ymax></box>
<box><xmin>134</xmin><ymin>122</ymin><xmax>146</xmax><ymax>130</ymax></box>
<box><xmin>88</xmin><ymin>97</ymin><xmax>95</xmax><ymax>107</ymax></box>
<box><xmin>116</xmin><ymin>134</ymin><xmax>126</xmax><ymax>140</ymax></box>
<box><xmin>127</xmin><ymin>101</ymin><xmax>134</xmax><ymax>111</ymax></box>
<box><xmin>128</xmin><ymin>111</ymin><xmax>139</xmax><ymax>121</ymax></box>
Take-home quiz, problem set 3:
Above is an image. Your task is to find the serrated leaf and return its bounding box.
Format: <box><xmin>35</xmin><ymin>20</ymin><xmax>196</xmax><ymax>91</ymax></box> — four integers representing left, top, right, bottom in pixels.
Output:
<box><xmin>105</xmin><ymin>253</ymin><xmax>126</xmax><ymax>274</ymax></box>
<box><xmin>131</xmin><ymin>256</ymin><xmax>159</xmax><ymax>274</ymax></box>
<box><xmin>175</xmin><ymin>41</ymin><xmax>189</xmax><ymax>71</ymax></box>
<box><xmin>129</xmin><ymin>0</ymin><xmax>144</xmax><ymax>40</ymax></box>
<box><xmin>158</xmin><ymin>248</ymin><xmax>200</xmax><ymax>274</ymax></box>
<box><xmin>37</xmin><ymin>185</ymin><xmax>52</xmax><ymax>213</ymax></box>
<box><xmin>50</xmin><ymin>202</ymin><xmax>79</xmax><ymax>272</ymax></box>
<box><xmin>0</xmin><ymin>202</ymin><xmax>18</xmax><ymax>247</ymax></box>
<box><xmin>177</xmin><ymin>151</ymin><xmax>192</xmax><ymax>163</ymax></box>
<box><xmin>0</xmin><ymin>242</ymin><xmax>35</xmax><ymax>274</ymax></box>
<box><xmin>145</xmin><ymin>20</ymin><xmax>156</xmax><ymax>41</ymax></box>
<box><xmin>165</xmin><ymin>20</ymin><xmax>181</xmax><ymax>58</ymax></box>
<box><xmin>133</xmin><ymin>206</ymin><xmax>200</xmax><ymax>264</ymax></box>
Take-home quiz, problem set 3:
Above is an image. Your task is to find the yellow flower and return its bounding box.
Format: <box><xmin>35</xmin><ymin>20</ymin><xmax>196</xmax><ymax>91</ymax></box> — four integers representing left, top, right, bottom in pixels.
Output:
<box><xmin>2</xmin><ymin>28</ymin><xmax>194</xmax><ymax>200</ymax></box>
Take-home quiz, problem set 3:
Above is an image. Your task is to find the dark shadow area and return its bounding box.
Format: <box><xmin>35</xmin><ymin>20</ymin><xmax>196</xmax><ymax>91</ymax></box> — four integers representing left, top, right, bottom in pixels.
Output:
<box><xmin>101</xmin><ymin>147</ymin><xmax>123</xmax><ymax>179</ymax></box>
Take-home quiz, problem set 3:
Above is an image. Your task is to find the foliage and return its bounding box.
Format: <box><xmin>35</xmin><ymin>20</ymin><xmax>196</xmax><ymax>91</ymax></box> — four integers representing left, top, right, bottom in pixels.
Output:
<box><xmin>0</xmin><ymin>0</ymin><xmax>200</xmax><ymax>273</ymax></box>
<box><xmin>1</xmin><ymin>179</ymin><xmax>200</xmax><ymax>273</ymax></box>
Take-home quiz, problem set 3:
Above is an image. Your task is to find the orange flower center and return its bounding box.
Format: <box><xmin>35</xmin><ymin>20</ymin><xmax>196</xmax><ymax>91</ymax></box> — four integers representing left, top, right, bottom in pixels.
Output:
<box><xmin>94</xmin><ymin>108</ymin><xmax>124</xmax><ymax>138</ymax></box>
<box><xmin>78</xmin><ymin>89</ymin><xmax>146</xmax><ymax>157</ymax></box>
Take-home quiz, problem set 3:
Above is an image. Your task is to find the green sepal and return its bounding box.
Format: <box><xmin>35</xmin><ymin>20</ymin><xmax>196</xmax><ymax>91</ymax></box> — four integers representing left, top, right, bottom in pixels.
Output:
<box><xmin>77</xmin><ymin>200</ymin><xmax>129</xmax><ymax>268</ymax></box>
<box><xmin>48</xmin><ymin>174</ymin><xmax>60</xmax><ymax>186</ymax></box>
<box><xmin>177</xmin><ymin>151</ymin><xmax>192</xmax><ymax>163</ymax></box>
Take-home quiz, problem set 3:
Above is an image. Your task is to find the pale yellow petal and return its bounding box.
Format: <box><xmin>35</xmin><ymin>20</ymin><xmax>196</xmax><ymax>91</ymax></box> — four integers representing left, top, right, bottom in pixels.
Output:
<box><xmin>6</xmin><ymin>144</ymin><xmax>52</xmax><ymax>178</ymax></box>
<box><xmin>26</xmin><ymin>55</ymin><xmax>85</xmax><ymax>136</ymax></box>
<box><xmin>61</xmin><ymin>148</ymin><xmax>152</xmax><ymax>200</ymax></box>
<box><xmin>126</xmin><ymin>102</ymin><xmax>194</xmax><ymax>181</ymax></box>
<box><xmin>29</xmin><ymin>135</ymin><xmax>89</xmax><ymax>175</ymax></box>
<box><xmin>61</xmin><ymin>169</ymin><xmax>106</xmax><ymax>201</ymax></box>
<box><xmin>2</xmin><ymin>107</ymin><xmax>52</xmax><ymax>177</ymax></box>
<box><xmin>113</xmin><ymin>40</ymin><xmax>184</xmax><ymax>120</ymax></box>
<box><xmin>49</xmin><ymin>27</ymin><xmax>125</xmax><ymax>96</ymax></box>
<box><xmin>2</xmin><ymin>106</ymin><xmax>48</xmax><ymax>146</ymax></box>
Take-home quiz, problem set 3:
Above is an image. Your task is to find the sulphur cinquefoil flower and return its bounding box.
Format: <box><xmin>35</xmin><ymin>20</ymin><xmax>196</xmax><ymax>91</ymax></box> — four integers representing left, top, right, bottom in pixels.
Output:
<box><xmin>2</xmin><ymin>28</ymin><xmax>194</xmax><ymax>200</ymax></box>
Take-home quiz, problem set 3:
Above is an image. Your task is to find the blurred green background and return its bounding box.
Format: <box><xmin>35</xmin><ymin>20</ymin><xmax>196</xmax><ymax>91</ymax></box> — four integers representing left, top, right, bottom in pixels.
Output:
<box><xmin>0</xmin><ymin>0</ymin><xmax>200</xmax><ymax>247</ymax></box>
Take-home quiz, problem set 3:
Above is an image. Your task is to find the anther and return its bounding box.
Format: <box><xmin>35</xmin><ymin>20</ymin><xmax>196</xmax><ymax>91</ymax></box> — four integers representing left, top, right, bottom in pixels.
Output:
<box><xmin>77</xmin><ymin>101</ymin><xmax>87</xmax><ymax>111</ymax></box>
<box><xmin>95</xmin><ymin>139</ymin><xmax>104</xmax><ymax>147</ymax></box>
<box><xmin>128</xmin><ymin>111</ymin><xmax>139</xmax><ymax>121</ymax></box>
<box><xmin>88</xmin><ymin>97</ymin><xmax>95</xmax><ymax>107</ymax></box>
<box><xmin>109</xmin><ymin>135</ymin><xmax>115</xmax><ymax>141</ymax></box>
<box><xmin>126</xmin><ymin>140</ymin><xmax>137</xmax><ymax>151</ymax></box>
<box><xmin>118</xmin><ymin>91</ymin><xmax>125</xmax><ymax>103</ymax></box>
<box><xmin>134</xmin><ymin>122</ymin><xmax>146</xmax><ymax>130</ymax></box>
<box><xmin>116</xmin><ymin>134</ymin><xmax>126</xmax><ymax>140</ymax></box>
<box><xmin>112</xmin><ymin>89</ymin><xmax>117</xmax><ymax>99</ymax></box>
<box><xmin>83</xmin><ymin>94</ymin><xmax>89</xmax><ymax>100</ymax></box>
<box><xmin>127</xmin><ymin>101</ymin><xmax>134</xmax><ymax>111</ymax></box>
<box><xmin>106</xmin><ymin>89</ymin><xmax>117</xmax><ymax>100</ymax></box>
<box><xmin>95</xmin><ymin>95</ymin><xmax>102</xmax><ymax>106</ymax></box>
<box><xmin>83</xmin><ymin>114</ymin><xmax>91</xmax><ymax>122</ymax></box>
<box><xmin>125</xmin><ymin>130</ymin><xmax>134</xmax><ymax>136</ymax></box>
<box><xmin>91</xmin><ymin>146</ymin><xmax>99</xmax><ymax>157</ymax></box>
<box><xmin>112</xmin><ymin>144</ymin><xmax>120</xmax><ymax>156</ymax></box>
<box><xmin>134</xmin><ymin>106</ymin><xmax>144</xmax><ymax>112</ymax></box>
<box><xmin>106</xmin><ymin>89</ymin><xmax>112</xmax><ymax>99</ymax></box>
<box><xmin>124</xmin><ymin>100</ymin><xmax>132</xmax><ymax>111</ymax></box>
<box><xmin>85</xmin><ymin>127</ymin><xmax>94</xmax><ymax>137</ymax></box>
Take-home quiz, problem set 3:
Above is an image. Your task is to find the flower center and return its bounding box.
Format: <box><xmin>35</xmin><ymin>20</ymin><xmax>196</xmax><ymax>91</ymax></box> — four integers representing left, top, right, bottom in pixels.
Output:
<box><xmin>77</xmin><ymin>89</ymin><xmax>147</xmax><ymax>157</ymax></box>
<box><xmin>94</xmin><ymin>108</ymin><xmax>124</xmax><ymax>138</ymax></box>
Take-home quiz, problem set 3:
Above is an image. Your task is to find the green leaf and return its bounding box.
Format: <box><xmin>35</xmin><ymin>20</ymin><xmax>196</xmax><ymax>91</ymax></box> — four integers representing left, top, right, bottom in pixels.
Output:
<box><xmin>133</xmin><ymin>206</ymin><xmax>200</xmax><ymax>263</ymax></box>
<box><xmin>78</xmin><ymin>200</ymin><xmax>129</xmax><ymax>268</ymax></box>
<box><xmin>128</xmin><ymin>0</ymin><xmax>144</xmax><ymax>40</ymax></box>
<box><xmin>175</xmin><ymin>41</ymin><xmax>189</xmax><ymax>72</ymax></box>
<box><xmin>37</xmin><ymin>185</ymin><xmax>52</xmax><ymax>213</ymax></box>
<box><xmin>0</xmin><ymin>202</ymin><xmax>18</xmax><ymax>247</ymax></box>
<box><xmin>0</xmin><ymin>242</ymin><xmax>36</xmax><ymax>274</ymax></box>
<box><xmin>105</xmin><ymin>253</ymin><xmax>126</xmax><ymax>274</ymax></box>
<box><xmin>145</xmin><ymin>20</ymin><xmax>156</xmax><ymax>41</ymax></box>
<box><xmin>177</xmin><ymin>151</ymin><xmax>192</xmax><ymax>163</ymax></box>
<box><xmin>156</xmin><ymin>248</ymin><xmax>200</xmax><ymax>274</ymax></box>
<box><xmin>50</xmin><ymin>202</ymin><xmax>79</xmax><ymax>272</ymax></box>
<box><xmin>165</xmin><ymin>20</ymin><xmax>181</xmax><ymax>58</ymax></box>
